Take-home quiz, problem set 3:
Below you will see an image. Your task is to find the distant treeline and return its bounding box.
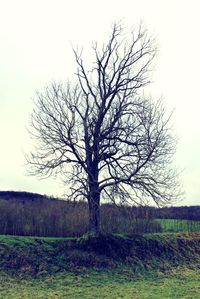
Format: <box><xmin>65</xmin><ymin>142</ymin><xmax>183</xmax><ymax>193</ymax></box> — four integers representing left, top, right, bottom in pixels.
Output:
<box><xmin>0</xmin><ymin>191</ymin><xmax>199</xmax><ymax>220</ymax></box>
<box><xmin>0</xmin><ymin>191</ymin><xmax>51</xmax><ymax>201</ymax></box>
<box><xmin>0</xmin><ymin>191</ymin><xmax>199</xmax><ymax>237</ymax></box>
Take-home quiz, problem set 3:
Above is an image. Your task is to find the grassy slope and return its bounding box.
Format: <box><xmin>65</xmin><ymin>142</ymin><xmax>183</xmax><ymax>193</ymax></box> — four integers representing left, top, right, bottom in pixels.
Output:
<box><xmin>0</xmin><ymin>233</ymin><xmax>199</xmax><ymax>275</ymax></box>
<box><xmin>0</xmin><ymin>233</ymin><xmax>199</xmax><ymax>298</ymax></box>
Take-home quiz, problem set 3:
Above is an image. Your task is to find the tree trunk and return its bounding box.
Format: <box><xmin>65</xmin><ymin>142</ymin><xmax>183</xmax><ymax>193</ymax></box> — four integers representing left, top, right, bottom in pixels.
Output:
<box><xmin>88</xmin><ymin>189</ymin><xmax>101</xmax><ymax>235</ymax></box>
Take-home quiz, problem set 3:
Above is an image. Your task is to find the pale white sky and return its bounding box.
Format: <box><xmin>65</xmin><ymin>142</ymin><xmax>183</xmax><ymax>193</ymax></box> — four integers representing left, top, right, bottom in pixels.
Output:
<box><xmin>0</xmin><ymin>0</ymin><xmax>200</xmax><ymax>205</ymax></box>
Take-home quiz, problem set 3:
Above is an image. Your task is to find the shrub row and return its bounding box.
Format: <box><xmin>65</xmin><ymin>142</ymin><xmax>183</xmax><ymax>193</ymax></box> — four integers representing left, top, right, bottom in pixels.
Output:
<box><xmin>0</xmin><ymin>199</ymin><xmax>161</xmax><ymax>237</ymax></box>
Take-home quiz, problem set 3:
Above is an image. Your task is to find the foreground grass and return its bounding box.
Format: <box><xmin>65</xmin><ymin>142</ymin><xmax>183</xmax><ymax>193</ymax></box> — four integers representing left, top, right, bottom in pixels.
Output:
<box><xmin>0</xmin><ymin>233</ymin><xmax>199</xmax><ymax>298</ymax></box>
<box><xmin>0</xmin><ymin>266</ymin><xmax>199</xmax><ymax>299</ymax></box>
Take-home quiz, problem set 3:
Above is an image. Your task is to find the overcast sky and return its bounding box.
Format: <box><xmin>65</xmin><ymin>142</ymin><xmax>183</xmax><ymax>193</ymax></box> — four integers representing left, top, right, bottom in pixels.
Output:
<box><xmin>0</xmin><ymin>0</ymin><xmax>200</xmax><ymax>206</ymax></box>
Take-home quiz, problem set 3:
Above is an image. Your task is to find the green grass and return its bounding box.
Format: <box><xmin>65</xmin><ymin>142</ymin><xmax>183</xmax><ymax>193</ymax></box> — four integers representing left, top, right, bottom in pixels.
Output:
<box><xmin>157</xmin><ymin>219</ymin><xmax>200</xmax><ymax>233</ymax></box>
<box><xmin>0</xmin><ymin>266</ymin><xmax>199</xmax><ymax>298</ymax></box>
<box><xmin>0</xmin><ymin>233</ymin><xmax>199</xmax><ymax>276</ymax></box>
<box><xmin>0</xmin><ymin>234</ymin><xmax>199</xmax><ymax>298</ymax></box>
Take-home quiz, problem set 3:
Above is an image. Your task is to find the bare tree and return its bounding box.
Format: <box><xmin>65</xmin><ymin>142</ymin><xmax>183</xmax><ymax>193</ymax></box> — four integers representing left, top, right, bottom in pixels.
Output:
<box><xmin>27</xmin><ymin>23</ymin><xmax>180</xmax><ymax>235</ymax></box>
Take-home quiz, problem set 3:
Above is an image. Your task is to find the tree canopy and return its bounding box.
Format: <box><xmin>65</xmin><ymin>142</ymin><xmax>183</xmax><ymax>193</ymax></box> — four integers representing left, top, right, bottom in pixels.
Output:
<box><xmin>27</xmin><ymin>23</ymin><xmax>181</xmax><ymax>234</ymax></box>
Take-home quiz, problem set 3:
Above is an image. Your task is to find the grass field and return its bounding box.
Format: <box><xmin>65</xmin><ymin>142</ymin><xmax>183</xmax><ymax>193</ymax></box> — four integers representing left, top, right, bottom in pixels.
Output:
<box><xmin>0</xmin><ymin>266</ymin><xmax>199</xmax><ymax>299</ymax></box>
<box><xmin>0</xmin><ymin>233</ymin><xmax>199</xmax><ymax>298</ymax></box>
<box><xmin>158</xmin><ymin>219</ymin><xmax>200</xmax><ymax>233</ymax></box>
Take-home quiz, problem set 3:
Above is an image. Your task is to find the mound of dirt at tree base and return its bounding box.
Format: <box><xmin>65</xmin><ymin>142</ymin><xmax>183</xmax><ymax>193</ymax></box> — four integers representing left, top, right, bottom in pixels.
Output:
<box><xmin>0</xmin><ymin>233</ymin><xmax>199</xmax><ymax>276</ymax></box>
